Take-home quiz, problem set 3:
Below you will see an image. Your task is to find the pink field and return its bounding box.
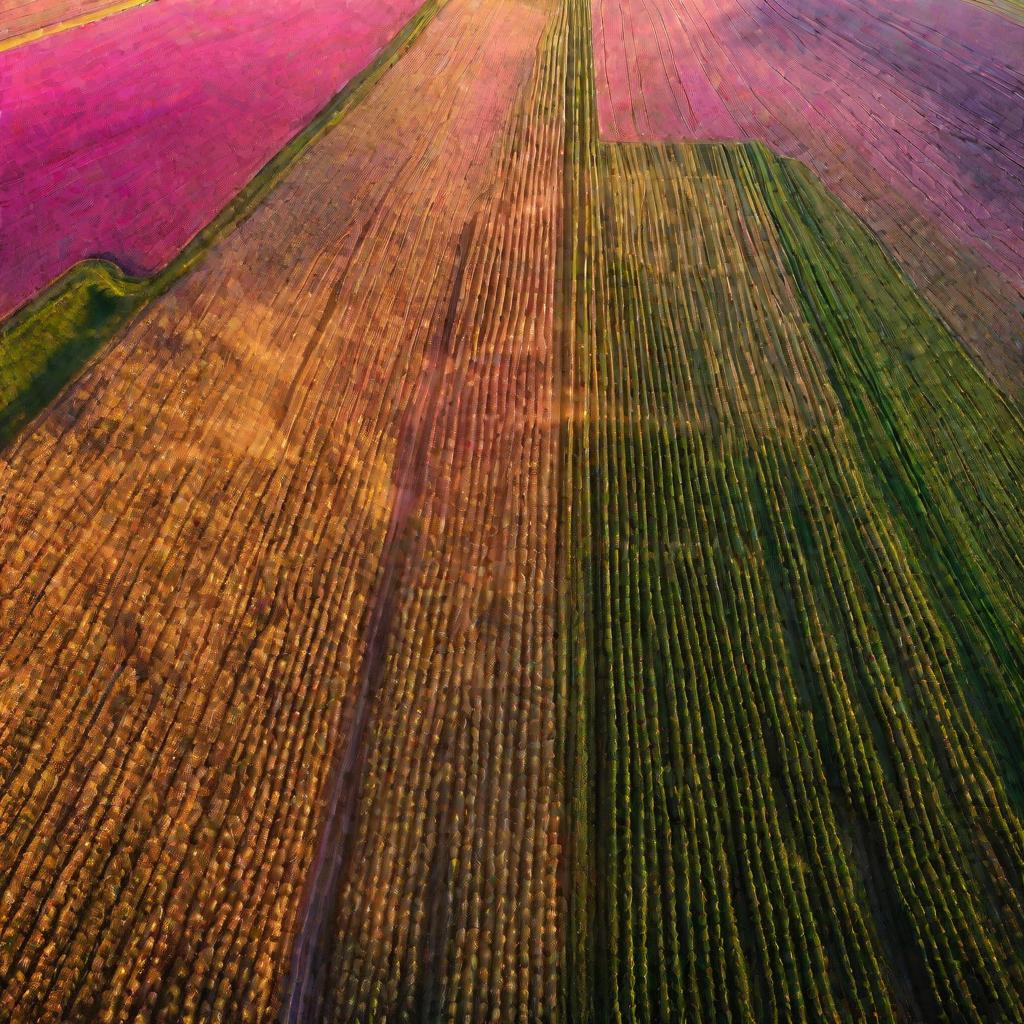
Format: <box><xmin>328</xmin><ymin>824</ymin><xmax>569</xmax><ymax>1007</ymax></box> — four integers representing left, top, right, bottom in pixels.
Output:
<box><xmin>593</xmin><ymin>0</ymin><xmax>1024</xmax><ymax>299</ymax></box>
<box><xmin>1</xmin><ymin>0</ymin><xmax>422</xmax><ymax>317</ymax></box>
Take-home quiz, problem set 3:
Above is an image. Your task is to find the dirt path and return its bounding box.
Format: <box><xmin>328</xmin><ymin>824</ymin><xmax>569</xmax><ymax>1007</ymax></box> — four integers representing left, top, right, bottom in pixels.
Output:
<box><xmin>278</xmin><ymin>221</ymin><xmax>476</xmax><ymax>1023</ymax></box>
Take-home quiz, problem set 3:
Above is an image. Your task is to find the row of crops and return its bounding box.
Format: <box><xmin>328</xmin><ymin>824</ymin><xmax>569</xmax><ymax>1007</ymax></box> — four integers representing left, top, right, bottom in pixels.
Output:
<box><xmin>291</xmin><ymin>2</ymin><xmax>569</xmax><ymax>1018</ymax></box>
<box><xmin>560</xmin><ymin>0</ymin><xmax>1024</xmax><ymax>1017</ymax></box>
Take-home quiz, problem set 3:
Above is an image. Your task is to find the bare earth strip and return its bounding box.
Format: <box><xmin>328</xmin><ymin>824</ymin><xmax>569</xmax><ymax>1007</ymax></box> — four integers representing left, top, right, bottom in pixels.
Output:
<box><xmin>0</xmin><ymin>0</ymin><xmax>561</xmax><ymax>1020</ymax></box>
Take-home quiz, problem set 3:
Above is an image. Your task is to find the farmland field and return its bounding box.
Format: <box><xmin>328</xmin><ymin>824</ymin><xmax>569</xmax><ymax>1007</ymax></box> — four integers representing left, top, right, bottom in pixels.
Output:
<box><xmin>1</xmin><ymin>0</ymin><xmax>1022</xmax><ymax>1021</ymax></box>
<box><xmin>592</xmin><ymin>0</ymin><xmax>1024</xmax><ymax>387</ymax></box>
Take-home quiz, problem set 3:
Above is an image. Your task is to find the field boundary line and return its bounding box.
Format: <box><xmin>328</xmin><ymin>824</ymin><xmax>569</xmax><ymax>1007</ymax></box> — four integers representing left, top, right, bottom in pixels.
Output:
<box><xmin>0</xmin><ymin>0</ymin><xmax>154</xmax><ymax>53</ymax></box>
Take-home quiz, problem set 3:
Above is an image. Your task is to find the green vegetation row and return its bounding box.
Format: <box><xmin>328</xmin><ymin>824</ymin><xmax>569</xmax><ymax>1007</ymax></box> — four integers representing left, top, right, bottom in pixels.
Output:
<box><xmin>559</xmin><ymin>0</ymin><xmax>1024</xmax><ymax>1018</ymax></box>
<box><xmin>0</xmin><ymin>0</ymin><xmax>445</xmax><ymax>452</ymax></box>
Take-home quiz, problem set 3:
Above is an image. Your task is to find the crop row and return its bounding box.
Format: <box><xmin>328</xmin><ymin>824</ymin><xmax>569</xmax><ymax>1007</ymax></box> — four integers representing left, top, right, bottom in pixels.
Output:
<box><xmin>313</xmin><ymin>7</ymin><xmax>569</xmax><ymax>1017</ymax></box>
<box><xmin>289</xmin><ymin>1</ymin><xmax>567</xmax><ymax>1019</ymax></box>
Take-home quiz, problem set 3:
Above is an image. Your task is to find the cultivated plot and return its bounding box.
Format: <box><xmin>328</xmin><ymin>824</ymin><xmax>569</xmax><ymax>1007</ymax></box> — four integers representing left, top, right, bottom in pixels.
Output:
<box><xmin>0</xmin><ymin>0</ymin><xmax>561</xmax><ymax>1018</ymax></box>
<box><xmin>592</xmin><ymin>0</ymin><xmax>1024</xmax><ymax>387</ymax></box>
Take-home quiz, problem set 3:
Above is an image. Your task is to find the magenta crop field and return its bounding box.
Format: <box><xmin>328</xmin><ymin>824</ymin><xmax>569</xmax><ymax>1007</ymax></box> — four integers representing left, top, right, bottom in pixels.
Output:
<box><xmin>0</xmin><ymin>0</ymin><xmax>422</xmax><ymax>317</ymax></box>
<box><xmin>592</xmin><ymin>0</ymin><xmax>1024</xmax><ymax>352</ymax></box>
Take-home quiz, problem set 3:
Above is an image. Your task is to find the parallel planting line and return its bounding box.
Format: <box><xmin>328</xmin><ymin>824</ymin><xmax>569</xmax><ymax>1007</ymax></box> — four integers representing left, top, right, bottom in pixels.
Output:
<box><xmin>0</xmin><ymin>0</ymin><xmax>153</xmax><ymax>51</ymax></box>
<box><xmin>279</xmin><ymin>221</ymin><xmax>476</xmax><ymax>1023</ymax></box>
